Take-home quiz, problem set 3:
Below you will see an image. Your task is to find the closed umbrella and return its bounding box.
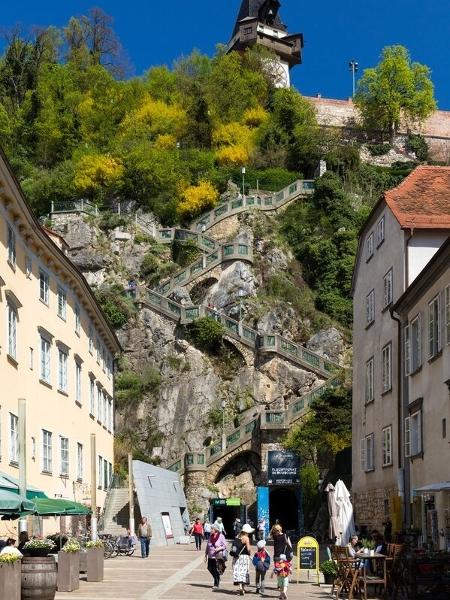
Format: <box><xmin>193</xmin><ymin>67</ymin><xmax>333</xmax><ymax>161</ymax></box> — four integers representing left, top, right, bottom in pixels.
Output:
<box><xmin>0</xmin><ymin>489</ymin><xmax>36</xmax><ymax>517</ymax></box>
<box><xmin>334</xmin><ymin>479</ymin><xmax>355</xmax><ymax>546</ymax></box>
<box><xmin>325</xmin><ymin>482</ymin><xmax>341</xmax><ymax>544</ymax></box>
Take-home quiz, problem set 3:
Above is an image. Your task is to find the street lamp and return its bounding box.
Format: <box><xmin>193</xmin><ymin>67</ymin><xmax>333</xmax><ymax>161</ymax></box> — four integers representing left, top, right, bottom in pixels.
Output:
<box><xmin>221</xmin><ymin>399</ymin><xmax>226</xmax><ymax>451</ymax></box>
<box><xmin>348</xmin><ymin>60</ymin><xmax>359</xmax><ymax>98</ymax></box>
<box><xmin>241</xmin><ymin>166</ymin><xmax>246</xmax><ymax>199</ymax></box>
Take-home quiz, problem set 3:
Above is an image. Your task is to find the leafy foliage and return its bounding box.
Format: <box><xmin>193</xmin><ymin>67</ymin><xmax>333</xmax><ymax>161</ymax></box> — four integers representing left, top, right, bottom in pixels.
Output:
<box><xmin>177</xmin><ymin>180</ymin><xmax>219</xmax><ymax>221</ymax></box>
<box><xmin>368</xmin><ymin>143</ymin><xmax>391</xmax><ymax>156</ymax></box>
<box><xmin>406</xmin><ymin>133</ymin><xmax>428</xmax><ymax>161</ymax></box>
<box><xmin>95</xmin><ymin>284</ymin><xmax>135</xmax><ymax>329</ymax></box>
<box><xmin>187</xmin><ymin>317</ymin><xmax>224</xmax><ymax>351</ymax></box>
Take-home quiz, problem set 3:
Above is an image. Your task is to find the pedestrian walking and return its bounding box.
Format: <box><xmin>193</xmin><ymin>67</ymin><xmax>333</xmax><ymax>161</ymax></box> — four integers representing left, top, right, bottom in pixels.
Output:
<box><xmin>252</xmin><ymin>539</ymin><xmax>270</xmax><ymax>595</ymax></box>
<box><xmin>232</xmin><ymin>517</ymin><xmax>242</xmax><ymax>537</ymax></box>
<box><xmin>204</xmin><ymin>523</ymin><xmax>227</xmax><ymax>589</ymax></box>
<box><xmin>190</xmin><ymin>518</ymin><xmax>204</xmax><ymax>551</ymax></box>
<box><xmin>273</xmin><ymin>553</ymin><xmax>292</xmax><ymax>599</ymax></box>
<box><xmin>213</xmin><ymin>516</ymin><xmax>226</xmax><ymax>536</ymax></box>
<box><xmin>257</xmin><ymin>518</ymin><xmax>266</xmax><ymax>541</ymax></box>
<box><xmin>203</xmin><ymin>519</ymin><xmax>212</xmax><ymax>541</ymax></box>
<box><xmin>271</xmin><ymin>524</ymin><xmax>292</xmax><ymax>562</ymax></box>
<box><xmin>138</xmin><ymin>516</ymin><xmax>152</xmax><ymax>558</ymax></box>
<box><xmin>231</xmin><ymin>522</ymin><xmax>253</xmax><ymax>595</ymax></box>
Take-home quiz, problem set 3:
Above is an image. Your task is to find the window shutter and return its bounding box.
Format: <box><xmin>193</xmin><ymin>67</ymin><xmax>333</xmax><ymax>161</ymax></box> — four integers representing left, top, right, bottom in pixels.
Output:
<box><xmin>417</xmin><ymin>412</ymin><xmax>422</xmax><ymax>455</ymax></box>
<box><xmin>405</xmin><ymin>417</ymin><xmax>411</xmax><ymax>458</ymax></box>
<box><xmin>417</xmin><ymin>315</ymin><xmax>422</xmax><ymax>367</ymax></box>
<box><xmin>360</xmin><ymin>438</ymin><xmax>366</xmax><ymax>471</ymax></box>
<box><xmin>368</xmin><ymin>434</ymin><xmax>374</xmax><ymax>470</ymax></box>
<box><xmin>404</xmin><ymin>325</ymin><xmax>410</xmax><ymax>375</ymax></box>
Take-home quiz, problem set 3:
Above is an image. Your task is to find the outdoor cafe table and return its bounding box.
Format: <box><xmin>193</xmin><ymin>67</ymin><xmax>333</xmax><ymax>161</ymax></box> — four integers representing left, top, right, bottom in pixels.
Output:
<box><xmin>355</xmin><ymin>552</ymin><xmax>388</xmax><ymax>599</ymax></box>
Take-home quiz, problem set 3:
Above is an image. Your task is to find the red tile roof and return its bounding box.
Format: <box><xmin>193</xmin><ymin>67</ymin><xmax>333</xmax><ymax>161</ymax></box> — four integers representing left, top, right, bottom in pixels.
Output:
<box><xmin>384</xmin><ymin>165</ymin><xmax>450</xmax><ymax>229</ymax></box>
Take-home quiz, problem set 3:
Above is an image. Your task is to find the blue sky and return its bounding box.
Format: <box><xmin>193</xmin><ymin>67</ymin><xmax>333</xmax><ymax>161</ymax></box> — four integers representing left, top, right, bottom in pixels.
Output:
<box><xmin>1</xmin><ymin>0</ymin><xmax>449</xmax><ymax>109</ymax></box>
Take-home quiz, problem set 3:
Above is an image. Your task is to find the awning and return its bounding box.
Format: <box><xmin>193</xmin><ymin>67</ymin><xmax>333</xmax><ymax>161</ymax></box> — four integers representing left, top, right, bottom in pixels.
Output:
<box><xmin>33</xmin><ymin>497</ymin><xmax>91</xmax><ymax>516</ymax></box>
<box><xmin>414</xmin><ymin>481</ymin><xmax>450</xmax><ymax>493</ymax></box>
<box><xmin>0</xmin><ymin>489</ymin><xmax>36</xmax><ymax>517</ymax></box>
<box><xmin>0</xmin><ymin>471</ymin><xmax>47</xmax><ymax>499</ymax></box>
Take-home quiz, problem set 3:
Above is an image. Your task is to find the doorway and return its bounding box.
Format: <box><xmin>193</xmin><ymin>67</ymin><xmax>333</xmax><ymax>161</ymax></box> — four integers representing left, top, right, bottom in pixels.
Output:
<box><xmin>269</xmin><ymin>487</ymin><xmax>300</xmax><ymax>532</ymax></box>
<box><xmin>211</xmin><ymin>505</ymin><xmax>242</xmax><ymax>539</ymax></box>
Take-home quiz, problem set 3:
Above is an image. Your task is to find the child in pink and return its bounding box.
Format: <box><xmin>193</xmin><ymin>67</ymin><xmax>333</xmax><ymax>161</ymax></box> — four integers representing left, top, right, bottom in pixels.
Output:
<box><xmin>273</xmin><ymin>553</ymin><xmax>292</xmax><ymax>600</ymax></box>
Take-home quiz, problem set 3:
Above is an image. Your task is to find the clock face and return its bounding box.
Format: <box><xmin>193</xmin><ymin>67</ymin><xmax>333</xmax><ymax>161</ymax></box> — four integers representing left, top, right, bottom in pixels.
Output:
<box><xmin>264</xmin><ymin>59</ymin><xmax>289</xmax><ymax>88</ymax></box>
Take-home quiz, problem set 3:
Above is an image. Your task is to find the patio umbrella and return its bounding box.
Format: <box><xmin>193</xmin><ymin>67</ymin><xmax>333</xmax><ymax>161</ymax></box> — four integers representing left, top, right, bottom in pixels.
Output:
<box><xmin>32</xmin><ymin>497</ymin><xmax>91</xmax><ymax>516</ymax></box>
<box><xmin>0</xmin><ymin>489</ymin><xmax>37</xmax><ymax>516</ymax></box>
<box><xmin>325</xmin><ymin>482</ymin><xmax>341</xmax><ymax>544</ymax></box>
<box><xmin>334</xmin><ymin>479</ymin><xmax>355</xmax><ymax>546</ymax></box>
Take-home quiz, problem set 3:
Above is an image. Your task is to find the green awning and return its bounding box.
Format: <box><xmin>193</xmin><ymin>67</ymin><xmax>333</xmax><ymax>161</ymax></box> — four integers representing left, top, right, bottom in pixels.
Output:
<box><xmin>0</xmin><ymin>472</ymin><xmax>47</xmax><ymax>500</ymax></box>
<box><xmin>33</xmin><ymin>497</ymin><xmax>91</xmax><ymax>516</ymax></box>
<box><xmin>0</xmin><ymin>489</ymin><xmax>36</xmax><ymax>516</ymax></box>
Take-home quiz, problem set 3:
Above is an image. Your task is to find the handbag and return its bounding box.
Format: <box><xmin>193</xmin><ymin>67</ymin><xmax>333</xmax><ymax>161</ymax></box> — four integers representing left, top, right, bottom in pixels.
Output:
<box><xmin>230</xmin><ymin>538</ymin><xmax>244</xmax><ymax>557</ymax></box>
<box><xmin>283</xmin><ymin>535</ymin><xmax>294</xmax><ymax>561</ymax></box>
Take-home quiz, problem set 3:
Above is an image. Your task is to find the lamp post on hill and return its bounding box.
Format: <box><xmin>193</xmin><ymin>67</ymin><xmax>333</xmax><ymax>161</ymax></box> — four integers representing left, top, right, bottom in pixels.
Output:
<box><xmin>349</xmin><ymin>60</ymin><xmax>359</xmax><ymax>97</ymax></box>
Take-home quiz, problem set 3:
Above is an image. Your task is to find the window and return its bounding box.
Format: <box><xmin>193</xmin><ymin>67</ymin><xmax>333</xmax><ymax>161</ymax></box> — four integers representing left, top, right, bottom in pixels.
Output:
<box><xmin>366</xmin><ymin>289</ymin><xmax>375</xmax><ymax>325</ymax></box>
<box><xmin>405</xmin><ymin>316</ymin><xmax>422</xmax><ymax>375</ymax></box>
<box><xmin>39</xmin><ymin>270</ymin><xmax>49</xmax><ymax>304</ymax></box>
<box><xmin>40</xmin><ymin>336</ymin><xmax>51</xmax><ymax>382</ymax></box>
<box><xmin>366</xmin><ymin>233</ymin><xmax>374</xmax><ymax>261</ymax></box>
<box><xmin>360</xmin><ymin>433</ymin><xmax>375</xmax><ymax>472</ymax></box>
<box><xmin>60</xmin><ymin>436</ymin><xmax>69</xmax><ymax>476</ymax></box>
<box><xmin>88</xmin><ymin>326</ymin><xmax>93</xmax><ymax>354</ymax></box>
<box><xmin>7</xmin><ymin>303</ymin><xmax>17</xmax><ymax>359</ymax></box>
<box><xmin>7</xmin><ymin>224</ymin><xmax>16</xmax><ymax>266</ymax></box>
<box><xmin>445</xmin><ymin>285</ymin><xmax>450</xmax><ymax>345</ymax></box>
<box><xmin>89</xmin><ymin>378</ymin><xmax>95</xmax><ymax>416</ymax></box>
<box><xmin>365</xmin><ymin>357</ymin><xmax>374</xmax><ymax>403</ymax></box>
<box><xmin>57</xmin><ymin>287</ymin><xmax>67</xmax><ymax>320</ymax></box>
<box><xmin>103</xmin><ymin>459</ymin><xmax>108</xmax><ymax>490</ymax></box>
<box><xmin>77</xmin><ymin>443</ymin><xmax>83</xmax><ymax>481</ymax></box>
<box><xmin>9</xmin><ymin>413</ymin><xmax>18</xmax><ymax>464</ymax></box>
<box><xmin>75</xmin><ymin>361</ymin><xmax>82</xmax><ymax>404</ymax></box>
<box><xmin>97</xmin><ymin>385</ymin><xmax>103</xmax><ymax>423</ymax></box>
<box><xmin>428</xmin><ymin>295</ymin><xmax>441</xmax><ymax>358</ymax></box>
<box><xmin>108</xmin><ymin>462</ymin><xmax>113</xmax><ymax>489</ymax></box>
<box><xmin>58</xmin><ymin>349</ymin><xmax>68</xmax><ymax>392</ymax></box>
<box><xmin>98</xmin><ymin>456</ymin><xmax>103</xmax><ymax>489</ymax></box>
<box><xmin>96</xmin><ymin>338</ymin><xmax>101</xmax><ymax>364</ymax></box>
<box><xmin>376</xmin><ymin>216</ymin><xmax>385</xmax><ymax>247</ymax></box>
<box><xmin>25</xmin><ymin>256</ymin><xmax>32</xmax><ymax>278</ymax></box>
<box><xmin>75</xmin><ymin>304</ymin><xmax>80</xmax><ymax>335</ymax></box>
<box><xmin>383</xmin><ymin>269</ymin><xmax>393</xmax><ymax>308</ymax></box>
<box><xmin>382</xmin><ymin>426</ymin><xmax>392</xmax><ymax>466</ymax></box>
<box><xmin>243</xmin><ymin>26</ymin><xmax>253</xmax><ymax>34</ymax></box>
<box><xmin>42</xmin><ymin>430</ymin><xmax>52</xmax><ymax>473</ymax></box>
<box><xmin>108</xmin><ymin>398</ymin><xmax>113</xmax><ymax>433</ymax></box>
<box><xmin>382</xmin><ymin>343</ymin><xmax>392</xmax><ymax>393</ymax></box>
<box><xmin>405</xmin><ymin>410</ymin><xmax>422</xmax><ymax>457</ymax></box>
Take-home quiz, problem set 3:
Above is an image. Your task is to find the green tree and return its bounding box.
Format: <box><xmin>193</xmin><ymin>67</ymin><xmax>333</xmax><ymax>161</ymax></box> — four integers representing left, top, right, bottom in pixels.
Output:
<box><xmin>355</xmin><ymin>45</ymin><xmax>436</xmax><ymax>142</ymax></box>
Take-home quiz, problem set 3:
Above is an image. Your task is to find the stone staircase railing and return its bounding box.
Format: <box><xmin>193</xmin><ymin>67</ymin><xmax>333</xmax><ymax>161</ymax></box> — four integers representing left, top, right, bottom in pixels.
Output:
<box><xmin>156</xmin><ymin>227</ymin><xmax>219</xmax><ymax>252</ymax></box>
<box><xmin>166</xmin><ymin>375</ymin><xmax>341</xmax><ymax>475</ymax></box>
<box><xmin>190</xmin><ymin>179</ymin><xmax>315</xmax><ymax>233</ymax></box>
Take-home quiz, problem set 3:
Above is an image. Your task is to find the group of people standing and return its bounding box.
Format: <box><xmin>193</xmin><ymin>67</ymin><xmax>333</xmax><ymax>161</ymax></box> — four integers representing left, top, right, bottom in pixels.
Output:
<box><xmin>202</xmin><ymin>519</ymin><xmax>293</xmax><ymax>598</ymax></box>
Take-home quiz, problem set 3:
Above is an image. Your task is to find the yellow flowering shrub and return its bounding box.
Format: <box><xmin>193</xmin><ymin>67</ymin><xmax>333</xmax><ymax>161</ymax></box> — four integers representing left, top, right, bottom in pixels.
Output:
<box><xmin>243</xmin><ymin>106</ymin><xmax>269</xmax><ymax>128</ymax></box>
<box><xmin>215</xmin><ymin>145</ymin><xmax>249</xmax><ymax>166</ymax></box>
<box><xmin>177</xmin><ymin>180</ymin><xmax>219</xmax><ymax>221</ymax></box>
<box><xmin>120</xmin><ymin>95</ymin><xmax>187</xmax><ymax>141</ymax></box>
<box><xmin>212</xmin><ymin>122</ymin><xmax>252</xmax><ymax>148</ymax></box>
<box><xmin>74</xmin><ymin>154</ymin><xmax>124</xmax><ymax>196</ymax></box>
<box><xmin>154</xmin><ymin>134</ymin><xmax>178</xmax><ymax>150</ymax></box>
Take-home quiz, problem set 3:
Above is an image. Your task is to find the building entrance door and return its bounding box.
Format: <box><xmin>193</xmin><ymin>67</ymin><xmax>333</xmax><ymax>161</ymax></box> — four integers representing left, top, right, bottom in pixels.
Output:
<box><xmin>269</xmin><ymin>487</ymin><xmax>301</xmax><ymax>533</ymax></box>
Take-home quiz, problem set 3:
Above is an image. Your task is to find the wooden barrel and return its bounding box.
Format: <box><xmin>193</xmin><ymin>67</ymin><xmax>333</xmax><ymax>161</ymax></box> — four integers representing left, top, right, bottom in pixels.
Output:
<box><xmin>21</xmin><ymin>556</ymin><xmax>57</xmax><ymax>600</ymax></box>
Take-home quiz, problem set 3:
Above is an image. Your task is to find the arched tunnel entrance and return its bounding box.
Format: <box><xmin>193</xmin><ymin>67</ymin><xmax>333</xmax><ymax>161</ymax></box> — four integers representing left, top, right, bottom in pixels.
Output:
<box><xmin>269</xmin><ymin>487</ymin><xmax>301</xmax><ymax>533</ymax></box>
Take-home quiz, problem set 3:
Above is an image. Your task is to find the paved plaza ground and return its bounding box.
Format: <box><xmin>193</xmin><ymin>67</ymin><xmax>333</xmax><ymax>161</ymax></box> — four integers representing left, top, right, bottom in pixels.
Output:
<box><xmin>56</xmin><ymin>544</ymin><xmax>332</xmax><ymax>600</ymax></box>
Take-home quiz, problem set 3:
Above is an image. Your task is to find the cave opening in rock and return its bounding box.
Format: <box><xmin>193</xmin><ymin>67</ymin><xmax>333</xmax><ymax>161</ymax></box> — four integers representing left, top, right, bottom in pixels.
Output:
<box><xmin>269</xmin><ymin>487</ymin><xmax>300</xmax><ymax>533</ymax></box>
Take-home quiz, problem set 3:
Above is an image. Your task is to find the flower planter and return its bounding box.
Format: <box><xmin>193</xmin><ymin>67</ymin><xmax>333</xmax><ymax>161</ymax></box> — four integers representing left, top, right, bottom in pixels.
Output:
<box><xmin>21</xmin><ymin>556</ymin><xmax>57</xmax><ymax>600</ymax></box>
<box><xmin>86</xmin><ymin>547</ymin><xmax>104</xmax><ymax>582</ymax></box>
<box><xmin>57</xmin><ymin>551</ymin><xmax>80</xmax><ymax>592</ymax></box>
<box><xmin>323</xmin><ymin>573</ymin><xmax>335</xmax><ymax>585</ymax></box>
<box><xmin>0</xmin><ymin>561</ymin><xmax>21</xmax><ymax>600</ymax></box>
<box><xmin>27</xmin><ymin>548</ymin><xmax>52</xmax><ymax>558</ymax></box>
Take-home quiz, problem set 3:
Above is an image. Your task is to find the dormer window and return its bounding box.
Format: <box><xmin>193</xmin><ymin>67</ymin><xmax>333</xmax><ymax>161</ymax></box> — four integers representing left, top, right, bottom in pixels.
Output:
<box><xmin>366</xmin><ymin>233</ymin><xmax>374</xmax><ymax>261</ymax></box>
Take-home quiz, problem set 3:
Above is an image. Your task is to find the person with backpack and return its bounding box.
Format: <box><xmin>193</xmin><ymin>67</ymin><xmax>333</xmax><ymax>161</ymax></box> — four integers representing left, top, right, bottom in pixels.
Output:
<box><xmin>252</xmin><ymin>539</ymin><xmax>270</xmax><ymax>595</ymax></box>
<box><xmin>204</xmin><ymin>523</ymin><xmax>227</xmax><ymax>589</ymax></box>
<box><xmin>273</xmin><ymin>553</ymin><xmax>292</xmax><ymax>600</ymax></box>
<box><xmin>190</xmin><ymin>518</ymin><xmax>204</xmax><ymax>550</ymax></box>
<box><xmin>230</xmin><ymin>523</ymin><xmax>253</xmax><ymax>595</ymax></box>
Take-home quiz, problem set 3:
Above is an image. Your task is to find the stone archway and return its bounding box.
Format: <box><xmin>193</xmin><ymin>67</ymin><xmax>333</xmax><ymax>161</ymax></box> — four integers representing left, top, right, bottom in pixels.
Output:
<box><xmin>189</xmin><ymin>277</ymin><xmax>219</xmax><ymax>304</ymax></box>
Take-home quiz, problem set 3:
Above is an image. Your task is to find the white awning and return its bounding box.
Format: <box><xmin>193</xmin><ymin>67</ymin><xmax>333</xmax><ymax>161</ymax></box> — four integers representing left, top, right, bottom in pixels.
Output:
<box><xmin>415</xmin><ymin>481</ymin><xmax>450</xmax><ymax>493</ymax></box>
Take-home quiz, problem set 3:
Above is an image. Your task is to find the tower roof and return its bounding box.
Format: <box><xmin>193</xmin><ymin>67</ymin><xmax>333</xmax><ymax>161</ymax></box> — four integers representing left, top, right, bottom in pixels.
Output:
<box><xmin>232</xmin><ymin>0</ymin><xmax>286</xmax><ymax>37</ymax></box>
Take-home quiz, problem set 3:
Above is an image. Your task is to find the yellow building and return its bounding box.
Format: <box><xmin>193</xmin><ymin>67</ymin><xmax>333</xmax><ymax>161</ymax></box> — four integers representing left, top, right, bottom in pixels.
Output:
<box><xmin>0</xmin><ymin>149</ymin><xmax>120</xmax><ymax>531</ymax></box>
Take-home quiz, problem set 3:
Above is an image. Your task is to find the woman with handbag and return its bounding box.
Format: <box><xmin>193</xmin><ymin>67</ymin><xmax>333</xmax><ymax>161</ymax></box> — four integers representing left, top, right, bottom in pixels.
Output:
<box><xmin>231</xmin><ymin>523</ymin><xmax>254</xmax><ymax>595</ymax></box>
<box><xmin>271</xmin><ymin>524</ymin><xmax>293</xmax><ymax>562</ymax></box>
<box><xmin>204</xmin><ymin>522</ymin><xmax>227</xmax><ymax>589</ymax></box>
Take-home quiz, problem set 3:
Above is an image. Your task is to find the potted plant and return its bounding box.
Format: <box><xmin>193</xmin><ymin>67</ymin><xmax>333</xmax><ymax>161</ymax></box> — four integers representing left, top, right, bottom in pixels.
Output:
<box><xmin>86</xmin><ymin>540</ymin><xmax>104</xmax><ymax>582</ymax></box>
<box><xmin>0</xmin><ymin>553</ymin><xmax>21</xmax><ymax>600</ymax></box>
<box><xmin>23</xmin><ymin>538</ymin><xmax>56</xmax><ymax>558</ymax></box>
<box><xmin>57</xmin><ymin>539</ymin><xmax>81</xmax><ymax>592</ymax></box>
<box><xmin>320</xmin><ymin>559</ymin><xmax>337</xmax><ymax>585</ymax></box>
<box><xmin>360</xmin><ymin>538</ymin><xmax>376</xmax><ymax>555</ymax></box>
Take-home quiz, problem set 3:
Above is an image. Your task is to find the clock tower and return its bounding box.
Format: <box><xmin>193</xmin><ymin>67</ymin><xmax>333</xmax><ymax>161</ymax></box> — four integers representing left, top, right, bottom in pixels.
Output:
<box><xmin>227</xmin><ymin>0</ymin><xmax>303</xmax><ymax>88</ymax></box>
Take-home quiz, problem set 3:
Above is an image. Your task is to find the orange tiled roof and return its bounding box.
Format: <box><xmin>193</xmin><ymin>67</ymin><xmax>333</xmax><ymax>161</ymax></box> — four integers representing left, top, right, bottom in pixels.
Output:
<box><xmin>384</xmin><ymin>165</ymin><xmax>450</xmax><ymax>229</ymax></box>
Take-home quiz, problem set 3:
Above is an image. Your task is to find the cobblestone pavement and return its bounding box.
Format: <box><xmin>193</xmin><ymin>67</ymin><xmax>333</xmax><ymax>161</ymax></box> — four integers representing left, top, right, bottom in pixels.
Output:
<box><xmin>56</xmin><ymin>545</ymin><xmax>332</xmax><ymax>600</ymax></box>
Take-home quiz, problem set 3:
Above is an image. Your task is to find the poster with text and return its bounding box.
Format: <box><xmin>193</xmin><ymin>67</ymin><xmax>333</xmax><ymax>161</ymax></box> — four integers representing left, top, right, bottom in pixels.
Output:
<box><xmin>161</xmin><ymin>512</ymin><xmax>174</xmax><ymax>539</ymax></box>
<box><xmin>268</xmin><ymin>451</ymin><xmax>300</xmax><ymax>485</ymax></box>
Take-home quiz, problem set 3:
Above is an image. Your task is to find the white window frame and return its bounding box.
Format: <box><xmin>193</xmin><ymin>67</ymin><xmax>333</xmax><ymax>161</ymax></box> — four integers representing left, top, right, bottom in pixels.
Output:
<box><xmin>428</xmin><ymin>295</ymin><xmax>441</xmax><ymax>358</ymax></box>
<box><xmin>98</xmin><ymin>456</ymin><xmax>103</xmax><ymax>490</ymax></box>
<box><xmin>40</xmin><ymin>336</ymin><xmax>51</xmax><ymax>383</ymax></box>
<box><xmin>382</xmin><ymin>342</ymin><xmax>392</xmax><ymax>393</ymax></box>
<box><xmin>89</xmin><ymin>377</ymin><xmax>95</xmax><ymax>416</ymax></box>
<box><xmin>39</xmin><ymin>270</ymin><xmax>49</xmax><ymax>305</ymax></box>
<box><xmin>77</xmin><ymin>443</ymin><xmax>83</xmax><ymax>482</ymax></box>
<box><xmin>96</xmin><ymin>338</ymin><xmax>101</xmax><ymax>364</ymax></box>
<box><xmin>376</xmin><ymin>216</ymin><xmax>385</xmax><ymax>247</ymax></box>
<box><xmin>108</xmin><ymin>397</ymin><xmax>113</xmax><ymax>433</ymax></box>
<box><xmin>366</xmin><ymin>232</ymin><xmax>374</xmax><ymax>261</ymax></box>
<box><xmin>7</xmin><ymin>223</ymin><xmax>16</xmax><ymax>266</ymax></box>
<box><xmin>75</xmin><ymin>304</ymin><xmax>81</xmax><ymax>335</ymax></box>
<box><xmin>382</xmin><ymin>426</ymin><xmax>392</xmax><ymax>466</ymax></box>
<box><xmin>366</xmin><ymin>289</ymin><xmax>375</xmax><ymax>325</ymax></box>
<box><xmin>60</xmin><ymin>436</ymin><xmax>69</xmax><ymax>477</ymax></box>
<box><xmin>365</xmin><ymin>357</ymin><xmax>374</xmax><ymax>403</ymax></box>
<box><xmin>57</xmin><ymin>286</ymin><xmax>67</xmax><ymax>320</ymax></box>
<box><xmin>7</xmin><ymin>302</ymin><xmax>17</xmax><ymax>360</ymax></box>
<box><xmin>25</xmin><ymin>255</ymin><xmax>32</xmax><ymax>278</ymax></box>
<box><xmin>445</xmin><ymin>285</ymin><xmax>450</xmax><ymax>345</ymax></box>
<box><xmin>360</xmin><ymin>433</ymin><xmax>375</xmax><ymax>472</ymax></box>
<box><xmin>9</xmin><ymin>413</ymin><xmax>18</xmax><ymax>464</ymax></box>
<box><xmin>404</xmin><ymin>324</ymin><xmax>411</xmax><ymax>376</ymax></box>
<box><xmin>411</xmin><ymin>315</ymin><xmax>422</xmax><ymax>372</ymax></box>
<box><xmin>97</xmin><ymin>385</ymin><xmax>103</xmax><ymax>423</ymax></box>
<box><xmin>405</xmin><ymin>410</ymin><xmax>422</xmax><ymax>457</ymax></box>
<box><xmin>58</xmin><ymin>348</ymin><xmax>68</xmax><ymax>392</ymax></box>
<box><xmin>29</xmin><ymin>347</ymin><xmax>34</xmax><ymax>370</ymax></box>
<box><xmin>89</xmin><ymin>326</ymin><xmax>93</xmax><ymax>354</ymax></box>
<box><xmin>42</xmin><ymin>429</ymin><xmax>53</xmax><ymax>473</ymax></box>
<box><xmin>383</xmin><ymin>268</ymin><xmax>393</xmax><ymax>308</ymax></box>
<box><xmin>75</xmin><ymin>361</ymin><xmax>82</xmax><ymax>404</ymax></box>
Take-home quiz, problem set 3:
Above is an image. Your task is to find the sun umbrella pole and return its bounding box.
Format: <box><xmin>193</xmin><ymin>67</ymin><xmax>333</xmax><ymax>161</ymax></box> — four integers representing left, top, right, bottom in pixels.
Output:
<box><xmin>90</xmin><ymin>434</ymin><xmax>97</xmax><ymax>540</ymax></box>
<box><xmin>18</xmin><ymin>398</ymin><xmax>28</xmax><ymax>534</ymax></box>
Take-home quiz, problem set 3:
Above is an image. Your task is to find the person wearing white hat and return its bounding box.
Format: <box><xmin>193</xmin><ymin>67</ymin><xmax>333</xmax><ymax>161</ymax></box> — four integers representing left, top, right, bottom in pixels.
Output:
<box><xmin>252</xmin><ymin>539</ymin><xmax>270</xmax><ymax>595</ymax></box>
<box><xmin>231</xmin><ymin>523</ymin><xmax>254</xmax><ymax>595</ymax></box>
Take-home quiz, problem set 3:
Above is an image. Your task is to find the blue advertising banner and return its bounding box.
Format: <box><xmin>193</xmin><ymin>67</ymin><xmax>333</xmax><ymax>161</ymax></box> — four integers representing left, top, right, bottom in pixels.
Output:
<box><xmin>257</xmin><ymin>486</ymin><xmax>269</xmax><ymax>537</ymax></box>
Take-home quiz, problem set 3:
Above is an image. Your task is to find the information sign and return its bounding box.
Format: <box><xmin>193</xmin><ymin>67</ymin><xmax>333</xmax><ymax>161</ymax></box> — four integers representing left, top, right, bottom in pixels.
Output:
<box><xmin>296</xmin><ymin>536</ymin><xmax>319</xmax><ymax>584</ymax></box>
<box><xmin>267</xmin><ymin>451</ymin><xmax>300</xmax><ymax>485</ymax></box>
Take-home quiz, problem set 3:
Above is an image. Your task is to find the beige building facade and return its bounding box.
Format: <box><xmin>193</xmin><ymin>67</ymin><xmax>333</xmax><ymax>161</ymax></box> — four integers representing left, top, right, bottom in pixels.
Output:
<box><xmin>352</xmin><ymin>166</ymin><xmax>450</xmax><ymax>532</ymax></box>
<box><xmin>0</xmin><ymin>150</ymin><xmax>120</xmax><ymax>531</ymax></box>
<box><xmin>393</xmin><ymin>239</ymin><xmax>450</xmax><ymax>549</ymax></box>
